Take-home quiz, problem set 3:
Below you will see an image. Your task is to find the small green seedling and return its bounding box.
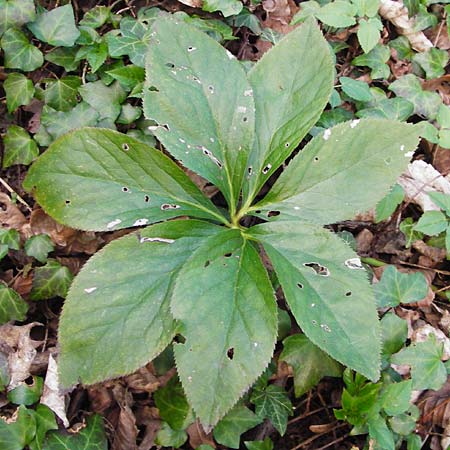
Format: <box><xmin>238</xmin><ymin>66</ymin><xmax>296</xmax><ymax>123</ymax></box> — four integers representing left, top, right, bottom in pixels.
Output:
<box><xmin>24</xmin><ymin>18</ymin><xmax>420</xmax><ymax>428</ymax></box>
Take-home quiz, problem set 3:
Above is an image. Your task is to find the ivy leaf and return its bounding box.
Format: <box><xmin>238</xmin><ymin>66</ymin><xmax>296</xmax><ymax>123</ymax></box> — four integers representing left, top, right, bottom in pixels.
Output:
<box><xmin>391</xmin><ymin>336</ymin><xmax>447</xmax><ymax>390</ymax></box>
<box><xmin>57</xmin><ymin>220</ymin><xmax>221</xmax><ymax>387</ymax></box>
<box><xmin>44</xmin><ymin>414</ymin><xmax>107</xmax><ymax>450</ymax></box>
<box><xmin>374</xmin><ymin>265</ymin><xmax>429</xmax><ymax>308</ymax></box>
<box><xmin>78</xmin><ymin>6</ymin><xmax>111</xmax><ymax>29</ymax></box>
<box><xmin>0</xmin><ymin>229</ymin><xmax>20</xmax><ymax>250</ymax></box>
<box><xmin>30</xmin><ymin>404</ymin><xmax>57</xmax><ymax>450</ymax></box>
<box><xmin>144</xmin><ymin>18</ymin><xmax>255</xmax><ymax>212</ymax></box>
<box><xmin>357</xmin><ymin>97</ymin><xmax>414</xmax><ymax>121</ymax></box>
<box><xmin>245</xmin><ymin>438</ymin><xmax>274</xmax><ymax>450</ymax></box>
<box><xmin>23</xmin><ymin>129</ymin><xmax>223</xmax><ymax>232</ymax></box>
<box><xmin>116</xmin><ymin>104</ymin><xmax>141</xmax><ymax>125</ymax></box>
<box><xmin>375</xmin><ymin>184</ymin><xmax>405</xmax><ymax>222</ymax></box>
<box><xmin>255</xmin><ymin>120</ymin><xmax>419</xmax><ymax>225</ymax></box>
<box><xmin>250</xmin><ymin>222</ymin><xmax>381</xmax><ymax>381</ymax></box>
<box><xmin>155</xmin><ymin>422</ymin><xmax>187</xmax><ymax>448</ymax></box>
<box><xmin>4</xmin><ymin>73</ymin><xmax>35</xmax><ymax>114</ymax></box>
<box><xmin>45</xmin><ymin>47</ymin><xmax>79</xmax><ymax>72</ymax></box>
<box><xmin>414</xmin><ymin>210</ymin><xmax>448</xmax><ymax>236</ymax></box>
<box><xmin>3</xmin><ymin>125</ymin><xmax>39</xmax><ymax>168</ymax></box>
<box><xmin>106</xmin><ymin>17</ymin><xmax>152</xmax><ymax>67</ymax></box>
<box><xmin>154</xmin><ymin>376</ymin><xmax>194</xmax><ymax>430</ymax></box>
<box><xmin>316</xmin><ymin>1</ymin><xmax>357</xmax><ymax>27</ymax></box>
<box><xmin>30</xmin><ymin>260</ymin><xmax>73</xmax><ymax>301</ymax></box>
<box><xmin>352</xmin><ymin>44</ymin><xmax>390</xmax><ymax>79</ymax></box>
<box><xmin>290</xmin><ymin>1</ymin><xmax>321</xmax><ymax>25</ymax></box>
<box><xmin>243</xmin><ymin>18</ymin><xmax>333</xmax><ymax>203</ymax></box>
<box><xmin>389</xmin><ymin>74</ymin><xmax>442</xmax><ymax>119</ymax></box>
<box><xmin>0</xmin><ymin>284</ymin><xmax>28</xmax><ymax>325</ymax></box>
<box><xmin>381</xmin><ymin>312</ymin><xmax>408</xmax><ymax>356</ymax></box>
<box><xmin>7</xmin><ymin>376</ymin><xmax>43</xmax><ymax>406</ymax></box>
<box><xmin>78</xmin><ymin>80</ymin><xmax>126</xmax><ymax>121</ymax></box>
<box><xmin>380</xmin><ymin>380</ymin><xmax>412</xmax><ymax>416</ymax></box>
<box><xmin>25</xmin><ymin>234</ymin><xmax>54</xmax><ymax>263</ymax></box>
<box><xmin>106</xmin><ymin>65</ymin><xmax>145</xmax><ymax>91</ymax></box>
<box><xmin>202</xmin><ymin>0</ymin><xmax>243</xmax><ymax>17</ymax></box>
<box><xmin>428</xmin><ymin>191</ymin><xmax>450</xmax><ymax>215</ymax></box>
<box><xmin>280</xmin><ymin>334</ymin><xmax>342</xmax><ymax>397</ymax></box>
<box><xmin>367</xmin><ymin>414</ymin><xmax>395</xmax><ymax>450</ymax></box>
<box><xmin>39</xmin><ymin>103</ymin><xmax>99</xmax><ymax>142</ymax></box>
<box><xmin>43</xmin><ymin>76</ymin><xmax>81</xmax><ymax>112</ymax></box>
<box><xmin>413</xmin><ymin>48</ymin><xmax>449</xmax><ymax>80</ymax></box>
<box><xmin>340</xmin><ymin>76</ymin><xmax>373</xmax><ymax>101</ymax></box>
<box><xmin>250</xmin><ymin>384</ymin><xmax>292</xmax><ymax>435</ymax></box>
<box><xmin>213</xmin><ymin>405</ymin><xmax>262</xmax><ymax>449</ymax></box>
<box><xmin>27</xmin><ymin>4</ymin><xmax>80</xmax><ymax>47</ymax></box>
<box><xmin>353</xmin><ymin>0</ymin><xmax>380</xmax><ymax>17</ymax></box>
<box><xmin>0</xmin><ymin>0</ymin><xmax>36</xmax><ymax>36</ymax></box>
<box><xmin>75</xmin><ymin>41</ymin><xmax>108</xmax><ymax>73</ymax></box>
<box><xmin>357</xmin><ymin>18</ymin><xmax>382</xmax><ymax>54</ymax></box>
<box><xmin>0</xmin><ymin>405</ymin><xmax>36</xmax><ymax>450</ymax></box>
<box><xmin>171</xmin><ymin>229</ymin><xmax>277</xmax><ymax>427</ymax></box>
<box><xmin>1</xmin><ymin>28</ymin><xmax>43</xmax><ymax>71</ymax></box>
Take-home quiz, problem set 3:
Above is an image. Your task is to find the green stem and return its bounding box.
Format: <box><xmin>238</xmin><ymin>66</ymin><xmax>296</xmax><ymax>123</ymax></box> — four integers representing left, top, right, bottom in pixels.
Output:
<box><xmin>360</xmin><ymin>257</ymin><xmax>387</xmax><ymax>267</ymax></box>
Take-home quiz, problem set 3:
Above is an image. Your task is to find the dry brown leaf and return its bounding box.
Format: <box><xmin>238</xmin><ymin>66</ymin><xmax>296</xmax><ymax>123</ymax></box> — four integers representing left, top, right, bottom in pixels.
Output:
<box><xmin>419</xmin><ymin>377</ymin><xmax>450</xmax><ymax>427</ymax></box>
<box><xmin>423</xmin><ymin>75</ymin><xmax>450</xmax><ymax>105</ymax></box>
<box><xmin>138</xmin><ymin>420</ymin><xmax>161</xmax><ymax>450</ymax></box>
<box><xmin>187</xmin><ymin>419</ymin><xmax>216</xmax><ymax>448</ymax></box>
<box><xmin>12</xmin><ymin>273</ymin><xmax>32</xmax><ymax>297</ymax></box>
<box><xmin>0</xmin><ymin>193</ymin><xmax>27</xmax><ymax>232</ymax></box>
<box><xmin>356</xmin><ymin>229</ymin><xmax>374</xmax><ymax>254</ymax></box>
<box><xmin>88</xmin><ymin>385</ymin><xmax>114</xmax><ymax>413</ymax></box>
<box><xmin>412</xmin><ymin>240</ymin><xmax>446</xmax><ymax>263</ymax></box>
<box><xmin>124</xmin><ymin>364</ymin><xmax>160</xmax><ymax>394</ymax></box>
<box><xmin>0</xmin><ymin>322</ymin><xmax>42</xmax><ymax>389</ymax></box>
<box><xmin>378</xmin><ymin>0</ymin><xmax>433</xmax><ymax>52</ymax></box>
<box><xmin>112</xmin><ymin>385</ymin><xmax>138</xmax><ymax>450</ymax></box>
<box><xmin>40</xmin><ymin>354</ymin><xmax>69</xmax><ymax>427</ymax></box>
<box><xmin>424</xmin><ymin>24</ymin><xmax>450</xmax><ymax>50</ymax></box>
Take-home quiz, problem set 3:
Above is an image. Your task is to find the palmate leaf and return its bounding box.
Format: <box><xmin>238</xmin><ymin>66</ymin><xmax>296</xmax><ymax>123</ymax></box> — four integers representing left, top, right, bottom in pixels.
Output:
<box><xmin>255</xmin><ymin>119</ymin><xmax>420</xmax><ymax>225</ymax></box>
<box><xmin>143</xmin><ymin>18</ymin><xmax>255</xmax><ymax>212</ymax></box>
<box><xmin>23</xmin><ymin>129</ymin><xmax>223</xmax><ymax>231</ymax></box>
<box><xmin>58</xmin><ymin>220</ymin><xmax>221</xmax><ymax>387</ymax></box>
<box><xmin>250</xmin><ymin>222</ymin><xmax>381</xmax><ymax>381</ymax></box>
<box><xmin>243</xmin><ymin>18</ymin><xmax>334</xmax><ymax>203</ymax></box>
<box><xmin>0</xmin><ymin>0</ymin><xmax>36</xmax><ymax>36</ymax></box>
<box><xmin>171</xmin><ymin>228</ymin><xmax>277</xmax><ymax>427</ymax></box>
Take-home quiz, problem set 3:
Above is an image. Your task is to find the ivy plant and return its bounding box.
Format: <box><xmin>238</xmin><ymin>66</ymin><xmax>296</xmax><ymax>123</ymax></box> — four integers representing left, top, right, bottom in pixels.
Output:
<box><xmin>23</xmin><ymin>17</ymin><xmax>420</xmax><ymax>429</ymax></box>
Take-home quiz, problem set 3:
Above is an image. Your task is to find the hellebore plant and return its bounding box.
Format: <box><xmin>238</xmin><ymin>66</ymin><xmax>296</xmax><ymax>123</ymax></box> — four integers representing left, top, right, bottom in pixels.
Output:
<box><xmin>24</xmin><ymin>17</ymin><xmax>420</xmax><ymax>428</ymax></box>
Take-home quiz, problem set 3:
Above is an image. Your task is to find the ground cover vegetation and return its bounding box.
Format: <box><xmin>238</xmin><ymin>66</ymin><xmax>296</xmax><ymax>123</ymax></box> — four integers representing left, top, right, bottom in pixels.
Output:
<box><xmin>0</xmin><ymin>1</ymin><xmax>450</xmax><ymax>449</ymax></box>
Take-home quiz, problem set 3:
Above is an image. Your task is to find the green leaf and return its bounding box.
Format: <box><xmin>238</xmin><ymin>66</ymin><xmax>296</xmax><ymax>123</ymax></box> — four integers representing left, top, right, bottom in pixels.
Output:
<box><xmin>428</xmin><ymin>191</ymin><xmax>450</xmax><ymax>215</ymax></box>
<box><xmin>407</xmin><ymin>434</ymin><xmax>422</xmax><ymax>450</ymax></box>
<box><xmin>381</xmin><ymin>312</ymin><xmax>407</xmax><ymax>356</ymax></box>
<box><xmin>0</xmin><ymin>284</ymin><xmax>28</xmax><ymax>325</ymax></box>
<box><xmin>413</xmin><ymin>48</ymin><xmax>449</xmax><ymax>80</ymax></box>
<box><xmin>0</xmin><ymin>228</ymin><xmax>20</xmax><ymax>250</ymax></box>
<box><xmin>375</xmin><ymin>184</ymin><xmax>405</xmax><ymax>223</ymax></box>
<box><xmin>7</xmin><ymin>376</ymin><xmax>44</xmax><ymax>405</ymax></box>
<box><xmin>43</xmin><ymin>76</ymin><xmax>81</xmax><ymax>112</ymax></box>
<box><xmin>290</xmin><ymin>1</ymin><xmax>321</xmax><ymax>25</ymax></box>
<box><xmin>75</xmin><ymin>41</ymin><xmax>108</xmax><ymax>73</ymax></box>
<box><xmin>57</xmin><ymin>220</ymin><xmax>220</xmax><ymax>387</ymax></box>
<box><xmin>400</xmin><ymin>217</ymin><xmax>423</xmax><ymax>247</ymax></box>
<box><xmin>228</xmin><ymin>8</ymin><xmax>262</xmax><ymax>34</ymax></box>
<box><xmin>203</xmin><ymin>0</ymin><xmax>242</xmax><ymax>16</ymax></box>
<box><xmin>78</xmin><ymin>80</ymin><xmax>126</xmax><ymax>121</ymax></box>
<box><xmin>43</xmin><ymin>414</ymin><xmax>107</xmax><ymax>450</ymax></box>
<box><xmin>144</xmin><ymin>18</ymin><xmax>254</xmax><ymax>212</ymax></box>
<box><xmin>245</xmin><ymin>438</ymin><xmax>274</xmax><ymax>450</ymax></box>
<box><xmin>280</xmin><ymin>334</ymin><xmax>342</xmax><ymax>397</ymax></box>
<box><xmin>357</xmin><ymin>18</ymin><xmax>381</xmax><ymax>54</ymax></box>
<box><xmin>439</xmin><ymin>129</ymin><xmax>450</xmax><ymax>149</ymax></box>
<box><xmin>25</xmin><ymin>234</ymin><xmax>54</xmax><ymax>263</ymax></box>
<box><xmin>154</xmin><ymin>376</ymin><xmax>194</xmax><ymax>430</ymax></box>
<box><xmin>1</xmin><ymin>28</ymin><xmax>43</xmax><ymax>71</ymax></box>
<box><xmin>29</xmin><ymin>405</ymin><xmax>58</xmax><ymax>450</ymax></box>
<box><xmin>30</xmin><ymin>260</ymin><xmax>73</xmax><ymax>301</ymax></box>
<box><xmin>0</xmin><ymin>0</ymin><xmax>36</xmax><ymax>36</ymax></box>
<box><xmin>24</xmin><ymin>129</ymin><xmax>223</xmax><ymax>232</ymax></box>
<box><xmin>340</xmin><ymin>76</ymin><xmax>373</xmax><ymax>101</ymax></box>
<box><xmin>27</xmin><ymin>4</ymin><xmax>80</xmax><ymax>47</ymax></box>
<box><xmin>352</xmin><ymin>0</ymin><xmax>380</xmax><ymax>17</ymax></box>
<box><xmin>255</xmin><ymin>120</ymin><xmax>419</xmax><ymax>225</ymax></box>
<box><xmin>3</xmin><ymin>125</ymin><xmax>39</xmax><ymax>168</ymax></box>
<box><xmin>4</xmin><ymin>73</ymin><xmax>35</xmax><ymax>113</ymax></box>
<box><xmin>374</xmin><ymin>265</ymin><xmax>429</xmax><ymax>308</ymax></box>
<box><xmin>389</xmin><ymin>74</ymin><xmax>442</xmax><ymax>119</ymax></box>
<box><xmin>367</xmin><ymin>414</ymin><xmax>395</xmax><ymax>450</ymax></box>
<box><xmin>106</xmin><ymin>65</ymin><xmax>145</xmax><ymax>91</ymax></box>
<box><xmin>391</xmin><ymin>336</ymin><xmax>447</xmax><ymax>390</ymax></box>
<box><xmin>243</xmin><ymin>18</ymin><xmax>334</xmax><ymax>203</ymax></box>
<box><xmin>388</xmin><ymin>409</ymin><xmax>417</xmax><ymax>436</ymax></box>
<box><xmin>79</xmin><ymin>6</ymin><xmax>111</xmax><ymax>29</ymax></box>
<box><xmin>116</xmin><ymin>104</ymin><xmax>141</xmax><ymax>125</ymax></box>
<box><xmin>213</xmin><ymin>405</ymin><xmax>262</xmax><ymax>448</ymax></box>
<box><xmin>45</xmin><ymin>47</ymin><xmax>79</xmax><ymax>72</ymax></box>
<box><xmin>316</xmin><ymin>1</ymin><xmax>357</xmax><ymax>27</ymax></box>
<box><xmin>171</xmin><ymin>229</ymin><xmax>277</xmax><ymax>427</ymax></box>
<box><xmin>437</xmin><ymin>104</ymin><xmax>450</xmax><ymax>129</ymax></box>
<box><xmin>155</xmin><ymin>422</ymin><xmax>187</xmax><ymax>447</ymax></box>
<box><xmin>380</xmin><ymin>380</ymin><xmax>412</xmax><ymax>416</ymax></box>
<box><xmin>352</xmin><ymin>44</ymin><xmax>390</xmax><ymax>79</ymax></box>
<box><xmin>250</xmin><ymin>384</ymin><xmax>292</xmax><ymax>435</ymax></box>
<box><xmin>250</xmin><ymin>222</ymin><xmax>381</xmax><ymax>381</ymax></box>
<box><xmin>389</xmin><ymin>36</ymin><xmax>414</xmax><ymax>60</ymax></box>
<box><xmin>414</xmin><ymin>210</ymin><xmax>448</xmax><ymax>235</ymax></box>
<box><xmin>106</xmin><ymin>17</ymin><xmax>152</xmax><ymax>67</ymax></box>
<box><xmin>357</xmin><ymin>98</ymin><xmax>414</xmax><ymax>122</ymax></box>
<box><xmin>0</xmin><ymin>405</ymin><xmax>36</xmax><ymax>450</ymax></box>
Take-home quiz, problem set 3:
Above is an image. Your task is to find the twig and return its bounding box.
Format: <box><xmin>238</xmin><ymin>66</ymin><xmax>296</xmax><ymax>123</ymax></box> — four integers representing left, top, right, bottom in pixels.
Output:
<box><xmin>290</xmin><ymin>423</ymin><xmax>348</xmax><ymax>450</ymax></box>
<box><xmin>0</xmin><ymin>177</ymin><xmax>32</xmax><ymax>211</ymax></box>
